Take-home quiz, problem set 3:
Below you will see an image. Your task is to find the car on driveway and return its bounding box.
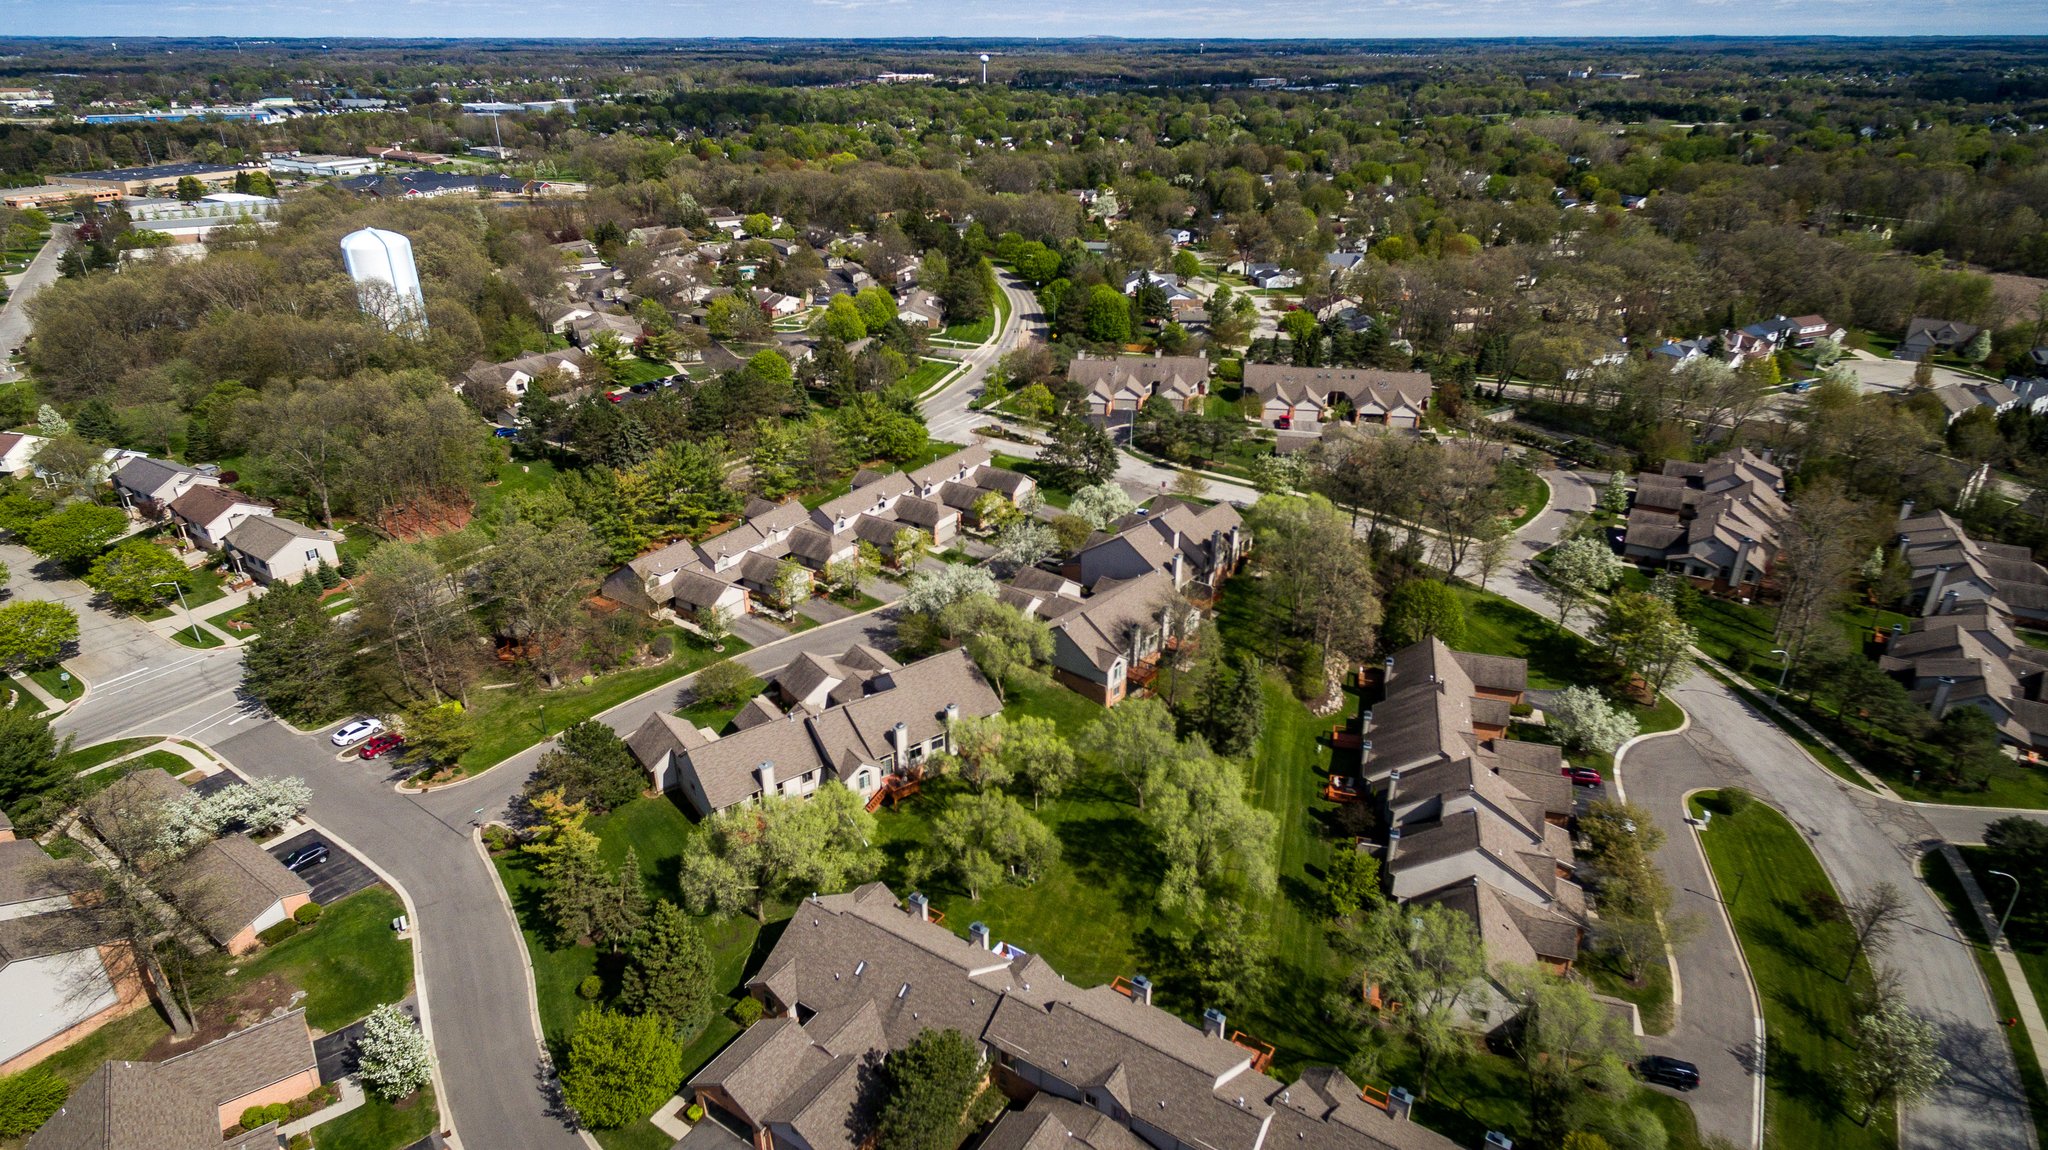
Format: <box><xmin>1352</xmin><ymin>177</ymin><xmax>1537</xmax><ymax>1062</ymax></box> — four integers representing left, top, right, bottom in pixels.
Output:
<box><xmin>282</xmin><ymin>843</ymin><xmax>330</xmax><ymax>872</ymax></box>
<box><xmin>359</xmin><ymin>732</ymin><xmax>406</xmax><ymax>759</ymax></box>
<box><xmin>1563</xmin><ymin>766</ymin><xmax>1603</xmax><ymax>787</ymax></box>
<box><xmin>331</xmin><ymin>718</ymin><xmax>385</xmax><ymax>747</ymax></box>
<box><xmin>1639</xmin><ymin>1055</ymin><xmax>1699</xmax><ymax>1091</ymax></box>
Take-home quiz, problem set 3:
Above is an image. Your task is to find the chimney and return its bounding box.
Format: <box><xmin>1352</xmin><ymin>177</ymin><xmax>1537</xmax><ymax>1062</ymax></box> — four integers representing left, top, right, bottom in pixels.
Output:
<box><xmin>1131</xmin><ymin>975</ymin><xmax>1154</xmax><ymax>1005</ymax></box>
<box><xmin>1923</xmin><ymin>565</ymin><xmax>1953</xmax><ymax>617</ymax></box>
<box><xmin>1387</xmin><ymin>1087</ymin><xmax>1415</xmax><ymax>1121</ymax></box>
<box><xmin>1899</xmin><ymin>499</ymin><xmax>1916</xmax><ymax>522</ymax></box>
<box><xmin>969</xmin><ymin>921</ymin><xmax>991</xmax><ymax>950</ymax></box>
<box><xmin>1729</xmin><ymin>535</ymin><xmax>1755</xmax><ymax>590</ymax></box>
<box><xmin>945</xmin><ymin>703</ymin><xmax>960</xmax><ymax>725</ymax></box>
<box><xmin>891</xmin><ymin>721</ymin><xmax>909</xmax><ymax>763</ymax></box>
<box><xmin>1897</xmin><ymin>531</ymin><xmax>1912</xmax><ymax>561</ymax></box>
<box><xmin>758</xmin><ymin>760</ymin><xmax>777</xmax><ymax>797</ymax></box>
<box><xmin>1202</xmin><ymin>1008</ymin><xmax>1227</xmax><ymax>1039</ymax></box>
<box><xmin>908</xmin><ymin>892</ymin><xmax>930</xmax><ymax>922</ymax></box>
<box><xmin>1932</xmin><ymin>676</ymin><xmax>1958</xmax><ymax>719</ymax></box>
<box><xmin>1941</xmin><ymin>588</ymin><xmax>1959</xmax><ymax>615</ymax></box>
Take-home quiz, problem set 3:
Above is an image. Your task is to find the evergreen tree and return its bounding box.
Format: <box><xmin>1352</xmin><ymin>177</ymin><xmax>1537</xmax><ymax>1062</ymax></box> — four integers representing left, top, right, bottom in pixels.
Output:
<box><xmin>0</xmin><ymin>704</ymin><xmax>65</xmax><ymax>811</ymax></box>
<box><xmin>874</xmin><ymin>1029</ymin><xmax>984</xmax><ymax>1150</ymax></box>
<box><xmin>591</xmin><ymin>847</ymin><xmax>649</xmax><ymax>953</ymax></box>
<box><xmin>240</xmin><ymin>581</ymin><xmax>354</xmax><ymax>725</ymax></box>
<box><xmin>620</xmin><ymin>901</ymin><xmax>716</xmax><ymax>1028</ymax></box>
<box><xmin>1211</xmin><ymin>656</ymin><xmax>1266</xmax><ymax>758</ymax></box>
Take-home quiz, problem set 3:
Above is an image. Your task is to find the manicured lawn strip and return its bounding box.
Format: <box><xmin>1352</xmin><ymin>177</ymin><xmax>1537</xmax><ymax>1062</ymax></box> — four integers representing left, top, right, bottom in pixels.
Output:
<box><xmin>310</xmin><ymin>1085</ymin><xmax>438</xmax><ymax>1150</ymax></box>
<box><xmin>1921</xmin><ymin>851</ymin><xmax>2048</xmax><ymax>1150</ymax></box>
<box><xmin>55</xmin><ymin>737</ymin><xmax>156</xmax><ymax>774</ymax></box>
<box><xmin>594</xmin><ymin>1120</ymin><xmax>681</xmax><ymax>1150</ymax></box>
<box><xmin>612</xmin><ymin>357</ymin><xmax>676</xmax><ymax>387</ymax></box>
<box><xmin>171</xmin><ymin>625</ymin><xmax>226</xmax><ymax>649</ymax></box>
<box><xmin>1582</xmin><ymin>950</ymin><xmax>1675</xmax><ymax>1035</ymax></box>
<box><xmin>32</xmin><ymin>1004</ymin><xmax>171</xmax><ymax>1085</ymax></box>
<box><xmin>239</xmin><ymin>888</ymin><xmax>414</xmax><ymax>1031</ymax></box>
<box><xmin>28</xmin><ymin>665</ymin><xmax>84</xmax><ymax>701</ymax></box>
<box><xmin>825</xmin><ymin>590</ymin><xmax>883</xmax><ymax>613</ymax></box>
<box><xmin>901</xmin><ymin>357</ymin><xmax>957</xmax><ymax>396</ymax></box>
<box><xmin>1500</xmin><ymin>464</ymin><xmax>1550</xmax><ymax>530</ymax></box>
<box><xmin>1690</xmin><ymin>791</ymin><xmax>1891</xmax><ymax>1150</ymax></box>
<box><xmin>207</xmin><ymin>601</ymin><xmax>259</xmax><ymax>637</ymax></box>
<box><xmin>126</xmin><ymin>750</ymin><xmax>195</xmax><ymax>777</ymax></box>
<box><xmin>494</xmin><ymin>850</ymin><xmax>598</xmax><ymax>1047</ymax></box>
<box><xmin>455</xmin><ymin>632</ymin><xmax>748</xmax><ymax>774</ymax></box>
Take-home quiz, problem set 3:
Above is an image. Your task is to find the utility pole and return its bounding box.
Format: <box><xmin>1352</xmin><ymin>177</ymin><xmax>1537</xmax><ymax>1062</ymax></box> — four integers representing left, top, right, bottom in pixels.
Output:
<box><xmin>153</xmin><ymin>581</ymin><xmax>201</xmax><ymax>645</ymax></box>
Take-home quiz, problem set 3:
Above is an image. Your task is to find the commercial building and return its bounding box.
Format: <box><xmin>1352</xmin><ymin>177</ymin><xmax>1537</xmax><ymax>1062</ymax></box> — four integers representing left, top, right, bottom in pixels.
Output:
<box><xmin>53</xmin><ymin>162</ymin><xmax>247</xmax><ymax>197</ymax></box>
<box><xmin>267</xmin><ymin>153</ymin><xmax>381</xmax><ymax>178</ymax></box>
<box><xmin>1</xmin><ymin>184</ymin><xmax>120</xmax><ymax>210</ymax></box>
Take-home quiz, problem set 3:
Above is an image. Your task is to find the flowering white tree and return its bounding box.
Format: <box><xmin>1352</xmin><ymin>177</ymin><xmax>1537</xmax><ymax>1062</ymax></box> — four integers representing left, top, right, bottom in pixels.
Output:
<box><xmin>1841</xmin><ymin>995</ymin><xmax>1948</xmax><ymax>1126</ymax></box>
<box><xmin>1069</xmin><ymin>483</ymin><xmax>1137</xmax><ymax>530</ymax></box>
<box><xmin>1600</xmin><ymin>472</ymin><xmax>1630</xmax><ymax>515</ymax></box>
<box><xmin>1546</xmin><ymin>686</ymin><xmax>1639</xmax><ymax>754</ymax></box>
<box><xmin>152</xmin><ymin>777</ymin><xmax>314</xmax><ymax>856</ymax></box>
<box><xmin>901</xmin><ymin>565</ymin><xmax>998</xmax><ymax>616</ymax></box>
<box><xmin>992</xmin><ymin>518</ymin><xmax>1059</xmax><ymax>572</ymax></box>
<box><xmin>1544</xmin><ymin>535</ymin><xmax>1622</xmax><ymax>627</ymax></box>
<box><xmin>356</xmin><ymin>1003</ymin><xmax>433</xmax><ymax>1101</ymax></box>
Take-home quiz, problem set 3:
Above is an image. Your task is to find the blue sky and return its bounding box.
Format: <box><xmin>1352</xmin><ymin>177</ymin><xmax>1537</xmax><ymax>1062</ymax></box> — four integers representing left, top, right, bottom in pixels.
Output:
<box><xmin>5</xmin><ymin>0</ymin><xmax>2046</xmax><ymax>39</ymax></box>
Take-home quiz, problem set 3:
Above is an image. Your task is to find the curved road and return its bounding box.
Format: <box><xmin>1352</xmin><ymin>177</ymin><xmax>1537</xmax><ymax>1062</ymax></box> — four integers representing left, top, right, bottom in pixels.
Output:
<box><xmin>0</xmin><ymin>225</ymin><xmax>70</xmax><ymax>383</ymax></box>
<box><xmin>1493</xmin><ymin>469</ymin><xmax>2037</xmax><ymax>1150</ymax></box>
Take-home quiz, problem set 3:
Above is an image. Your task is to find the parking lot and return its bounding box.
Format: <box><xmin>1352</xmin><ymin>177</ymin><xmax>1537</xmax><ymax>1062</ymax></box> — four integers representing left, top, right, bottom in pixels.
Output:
<box><xmin>266</xmin><ymin>829</ymin><xmax>380</xmax><ymax>907</ymax></box>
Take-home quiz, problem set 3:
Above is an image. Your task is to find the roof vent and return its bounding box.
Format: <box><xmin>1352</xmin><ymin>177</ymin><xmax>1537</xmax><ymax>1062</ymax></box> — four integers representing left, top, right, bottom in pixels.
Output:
<box><xmin>854</xmin><ymin>960</ymin><xmax>867</xmax><ymax>976</ymax></box>
<box><xmin>898</xmin><ymin>983</ymin><xmax>910</xmax><ymax>999</ymax></box>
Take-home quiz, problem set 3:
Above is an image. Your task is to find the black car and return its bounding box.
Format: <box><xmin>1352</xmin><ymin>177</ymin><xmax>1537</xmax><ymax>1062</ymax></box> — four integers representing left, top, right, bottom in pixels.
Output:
<box><xmin>1640</xmin><ymin>1055</ymin><xmax>1700</xmax><ymax>1091</ymax></box>
<box><xmin>281</xmin><ymin>843</ymin><xmax>330</xmax><ymax>873</ymax></box>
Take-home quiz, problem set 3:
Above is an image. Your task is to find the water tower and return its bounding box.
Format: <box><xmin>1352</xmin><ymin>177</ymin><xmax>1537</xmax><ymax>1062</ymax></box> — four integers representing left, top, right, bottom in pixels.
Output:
<box><xmin>339</xmin><ymin>226</ymin><xmax>427</xmax><ymax>333</ymax></box>
<box><xmin>980</xmin><ymin>54</ymin><xmax>990</xmax><ymax>84</ymax></box>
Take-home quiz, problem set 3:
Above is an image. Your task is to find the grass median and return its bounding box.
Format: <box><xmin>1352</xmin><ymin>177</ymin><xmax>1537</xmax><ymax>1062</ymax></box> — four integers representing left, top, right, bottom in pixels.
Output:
<box><xmin>1690</xmin><ymin>789</ymin><xmax>1892</xmax><ymax>1150</ymax></box>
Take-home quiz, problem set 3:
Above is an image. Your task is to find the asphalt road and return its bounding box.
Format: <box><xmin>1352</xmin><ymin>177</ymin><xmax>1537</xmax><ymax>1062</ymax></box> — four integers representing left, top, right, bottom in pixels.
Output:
<box><xmin>203</xmin><ymin>601</ymin><xmax>904</xmax><ymax>1150</ymax></box>
<box><xmin>1493</xmin><ymin>469</ymin><xmax>2032</xmax><ymax>1150</ymax></box>
<box><xmin>923</xmin><ymin>268</ymin><xmax>1043</xmax><ymax>443</ymax></box>
<box><xmin>0</xmin><ymin>225</ymin><xmax>69</xmax><ymax>383</ymax></box>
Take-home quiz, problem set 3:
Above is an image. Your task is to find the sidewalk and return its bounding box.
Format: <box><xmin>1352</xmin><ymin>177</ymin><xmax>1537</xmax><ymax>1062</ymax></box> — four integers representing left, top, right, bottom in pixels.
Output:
<box><xmin>1939</xmin><ymin>841</ymin><xmax>2048</xmax><ymax>1080</ymax></box>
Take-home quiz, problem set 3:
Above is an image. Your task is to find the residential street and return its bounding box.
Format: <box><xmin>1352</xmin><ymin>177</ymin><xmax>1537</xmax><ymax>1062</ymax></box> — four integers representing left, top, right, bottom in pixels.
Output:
<box><xmin>0</xmin><ymin>225</ymin><xmax>70</xmax><ymax>384</ymax></box>
<box><xmin>1491</xmin><ymin>469</ymin><xmax>2032</xmax><ymax>1150</ymax></box>
<box><xmin>922</xmin><ymin>269</ymin><xmax>1044</xmax><ymax>442</ymax></box>
<box><xmin>204</xmin><ymin>601</ymin><xmax>903</xmax><ymax>1150</ymax></box>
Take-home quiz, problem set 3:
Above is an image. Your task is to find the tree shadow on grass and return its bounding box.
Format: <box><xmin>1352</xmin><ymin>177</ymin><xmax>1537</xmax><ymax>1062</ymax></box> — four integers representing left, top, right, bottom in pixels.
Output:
<box><xmin>1058</xmin><ymin>814</ymin><xmax>1163</xmax><ymax>888</ymax></box>
<box><xmin>1761</xmin><ymin>1034</ymin><xmax>1852</xmax><ymax>1130</ymax></box>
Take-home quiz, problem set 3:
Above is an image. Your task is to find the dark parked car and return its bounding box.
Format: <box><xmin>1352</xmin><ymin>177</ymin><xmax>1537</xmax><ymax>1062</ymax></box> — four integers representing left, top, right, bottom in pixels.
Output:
<box><xmin>1640</xmin><ymin>1055</ymin><xmax>1699</xmax><ymax>1091</ymax></box>
<box><xmin>282</xmin><ymin>843</ymin><xmax>330</xmax><ymax>873</ymax></box>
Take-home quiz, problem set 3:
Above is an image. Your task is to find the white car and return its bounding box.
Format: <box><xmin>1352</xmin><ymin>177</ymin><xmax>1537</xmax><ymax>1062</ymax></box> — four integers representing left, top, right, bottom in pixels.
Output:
<box><xmin>330</xmin><ymin>718</ymin><xmax>386</xmax><ymax>747</ymax></box>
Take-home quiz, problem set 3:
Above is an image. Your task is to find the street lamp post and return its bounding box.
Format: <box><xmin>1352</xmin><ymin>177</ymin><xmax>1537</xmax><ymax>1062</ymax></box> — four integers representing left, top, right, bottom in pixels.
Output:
<box><xmin>1991</xmin><ymin>869</ymin><xmax>2022</xmax><ymax>940</ymax></box>
<box><xmin>538</xmin><ymin>702</ymin><xmax>547</xmax><ymax>740</ymax></box>
<box><xmin>1771</xmin><ymin>648</ymin><xmax>1792</xmax><ymax>696</ymax></box>
<box><xmin>154</xmin><ymin>581</ymin><xmax>200</xmax><ymax>645</ymax></box>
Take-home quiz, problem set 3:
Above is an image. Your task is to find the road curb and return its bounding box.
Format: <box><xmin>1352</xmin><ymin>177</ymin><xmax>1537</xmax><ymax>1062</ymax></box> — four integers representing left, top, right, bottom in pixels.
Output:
<box><xmin>1679</xmin><ymin>787</ymin><xmax>1768</xmax><ymax>1150</ymax></box>
<box><xmin>473</xmin><ymin>826</ymin><xmax>601</xmax><ymax>1150</ymax></box>
<box><xmin>1609</xmin><ymin>701</ymin><xmax>1693</xmax><ymax>1017</ymax></box>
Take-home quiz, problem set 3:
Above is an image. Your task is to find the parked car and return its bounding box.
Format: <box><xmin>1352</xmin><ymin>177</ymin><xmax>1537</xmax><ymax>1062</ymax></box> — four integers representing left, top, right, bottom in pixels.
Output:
<box><xmin>1274</xmin><ymin>416</ymin><xmax>1293</xmax><ymax>430</ymax></box>
<box><xmin>330</xmin><ymin>717</ymin><xmax>385</xmax><ymax>747</ymax></box>
<box><xmin>1563</xmin><ymin>766</ymin><xmax>1603</xmax><ymax>787</ymax></box>
<box><xmin>606</xmin><ymin>388</ymin><xmax>629</xmax><ymax>403</ymax></box>
<box><xmin>491</xmin><ymin>426</ymin><xmax>520</xmax><ymax>438</ymax></box>
<box><xmin>281</xmin><ymin>843</ymin><xmax>330</xmax><ymax>872</ymax></box>
<box><xmin>359</xmin><ymin>732</ymin><xmax>406</xmax><ymax>759</ymax></box>
<box><xmin>1639</xmin><ymin>1055</ymin><xmax>1699</xmax><ymax>1091</ymax></box>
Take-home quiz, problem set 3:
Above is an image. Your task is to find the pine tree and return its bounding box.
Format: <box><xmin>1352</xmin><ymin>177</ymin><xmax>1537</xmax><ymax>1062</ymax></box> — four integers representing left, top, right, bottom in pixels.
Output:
<box><xmin>590</xmin><ymin>847</ymin><xmax>649</xmax><ymax>953</ymax></box>
<box><xmin>541</xmin><ymin>826</ymin><xmax>611</xmax><ymax>945</ymax></box>
<box><xmin>620</xmin><ymin>901</ymin><xmax>716</xmax><ymax>1028</ymax></box>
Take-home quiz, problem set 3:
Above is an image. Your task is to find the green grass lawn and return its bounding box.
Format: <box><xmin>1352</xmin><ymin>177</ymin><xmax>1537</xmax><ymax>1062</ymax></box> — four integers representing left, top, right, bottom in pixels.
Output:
<box><xmin>935</xmin><ymin>315</ymin><xmax>994</xmax><ymax>344</ymax></box>
<box><xmin>611</xmin><ymin>357</ymin><xmax>676</xmax><ymax>387</ymax></box>
<box><xmin>1500</xmin><ymin>464</ymin><xmax>1550</xmax><ymax>530</ymax></box>
<box><xmin>55</xmin><ymin>737</ymin><xmax>156</xmax><ymax>775</ymax></box>
<box><xmin>1954</xmin><ymin>846</ymin><xmax>2048</xmax><ymax>1039</ymax></box>
<box><xmin>825</xmin><ymin>589</ymin><xmax>883</xmax><ymax>613</ymax></box>
<box><xmin>474</xmin><ymin>457</ymin><xmax>562</xmax><ymax>528</ymax></box>
<box><xmin>138</xmin><ymin>565</ymin><xmax>231</xmax><ymax>621</ymax></box>
<box><xmin>492</xmin><ymin>795</ymin><xmax>762</xmax><ymax>1149</ymax></box>
<box><xmin>310</xmin><ymin>1085</ymin><xmax>438</xmax><ymax>1150</ymax></box>
<box><xmin>206</xmin><ymin>601</ymin><xmax>260</xmax><ymax>637</ymax></box>
<box><xmin>239</xmin><ymin>888</ymin><xmax>414</xmax><ymax>1031</ymax></box>
<box><xmin>125</xmin><ymin>749</ymin><xmax>196</xmax><ymax>778</ymax></box>
<box><xmin>1691</xmin><ymin>790</ymin><xmax>1892</xmax><ymax>1150</ymax></box>
<box><xmin>1921</xmin><ymin>850</ymin><xmax>2048</xmax><ymax>1150</ymax></box>
<box><xmin>27</xmin><ymin>664</ymin><xmax>83</xmax><ymax>702</ymax></box>
<box><xmin>170</xmin><ymin>624</ymin><xmax>226</xmax><ymax>649</ymax></box>
<box><xmin>452</xmin><ymin>631</ymin><xmax>747</xmax><ymax>775</ymax></box>
<box><xmin>900</xmin><ymin>357</ymin><xmax>956</xmax><ymax>395</ymax></box>
<box><xmin>1448</xmin><ymin>583</ymin><xmax>1602</xmax><ymax>691</ymax></box>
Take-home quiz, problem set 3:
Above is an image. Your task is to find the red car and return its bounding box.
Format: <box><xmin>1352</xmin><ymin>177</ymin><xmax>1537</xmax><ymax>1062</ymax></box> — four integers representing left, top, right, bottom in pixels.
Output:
<box><xmin>1563</xmin><ymin>766</ymin><xmax>1603</xmax><ymax>787</ymax></box>
<box><xmin>360</xmin><ymin>732</ymin><xmax>407</xmax><ymax>759</ymax></box>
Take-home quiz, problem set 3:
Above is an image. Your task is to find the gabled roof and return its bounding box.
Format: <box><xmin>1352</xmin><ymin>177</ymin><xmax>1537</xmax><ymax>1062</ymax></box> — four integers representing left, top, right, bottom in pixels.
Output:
<box><xmin>165</xmin><ymin>834</ymin><xmax>311</xmax><ymax>945</ymax></box>
<box><xmin>1244</xmin><ymin>364</ymin><xmax>1431</xmax><ymax>411</ymax></box>
<box><xmin>222</xmin><ymin>515</ymin><xmax>331</xmax><ymax>563</ymax></box>
<box><xmin>1045</xmin><ymin>570</ymin><xmax>1181</xmax><ymax>673</ymax></box>
<box><xmin>167</xmin><ymin>484</ymin><xmax>269</xmax><ymax>526</ymax></box>
<box><xmin>111</xmin><ymin>456</ymin><xmax>202</xmax><ymax>498</ymax></box>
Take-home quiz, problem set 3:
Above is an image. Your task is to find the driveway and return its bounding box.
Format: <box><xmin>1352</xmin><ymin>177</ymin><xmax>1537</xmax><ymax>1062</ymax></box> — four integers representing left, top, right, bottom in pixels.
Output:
<box><xmin>267</xmin><ymin>828</ymin><xmax>380</xmax><ymax>907</ymax></box>
<box><xmin>313</xmin><ymin>998</ymin><xmax>419</xmax><ymax>1080</ymax></box>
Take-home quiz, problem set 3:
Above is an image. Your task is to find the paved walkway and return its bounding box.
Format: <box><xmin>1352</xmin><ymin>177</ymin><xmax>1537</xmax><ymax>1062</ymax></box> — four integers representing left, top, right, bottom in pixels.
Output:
<box><xmin>1939</xmin><ymin>842</ymin><xmax>2048</xmax><ymax>1080</ymax></box>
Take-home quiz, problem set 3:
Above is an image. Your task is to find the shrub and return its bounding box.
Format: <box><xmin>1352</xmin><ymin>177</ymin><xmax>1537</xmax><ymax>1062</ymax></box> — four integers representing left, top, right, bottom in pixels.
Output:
<box><xmin>687</xmin><ymin>1103</ymin><xmax>705</xmax><ymax>1122</ymax></box>
<box><xmin>240</xmin><ymin>1105</ymin><xmax>267</xmax><ymax>1131</ymax></box>
<box><xmin>1726</xmin><ymin>647</ymin><xmax>1754</xmax><ymax>674</ymax></box>
<box><xmin>293</xmin><ymin>901</ymin><xmax>322</xmax><ymax>925</ymax></box>
<box><xmin>578</xmin><ymin>974</ymin><xmax>604</xmax><ymax>1000</ymax></box>
<box><xmin>1292</xmin><ymin>643</ymin><xmax>1325</xmax><ymax>700</ymax></box>
<box><xmin>0</xmin><ymin>1068</ymin><xmax>70</xmax><ymax>1138</ymax></box>
<box><xmin>1715</xmin><ymin>787</ymin><xmax>1755</xmax><ymax>815</ymax></box>
<box><xmin>732</xmin><ymin>996</ymin><xmax>764</xmax><ymax>1026</ymax></box>
<box><xmin>258</xmin><ymin>919</ymin><xmax>300</xmax><ymax>946</ymax></box>
<box><xmin>649</xmin><ymin>633</ymin><xmax>674</xmax><ymax>659</ymax></box>
<box><xmin>481</xmin><ymin>824</ymin><xmax>518</xmax><ymax>853</ymax></box>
